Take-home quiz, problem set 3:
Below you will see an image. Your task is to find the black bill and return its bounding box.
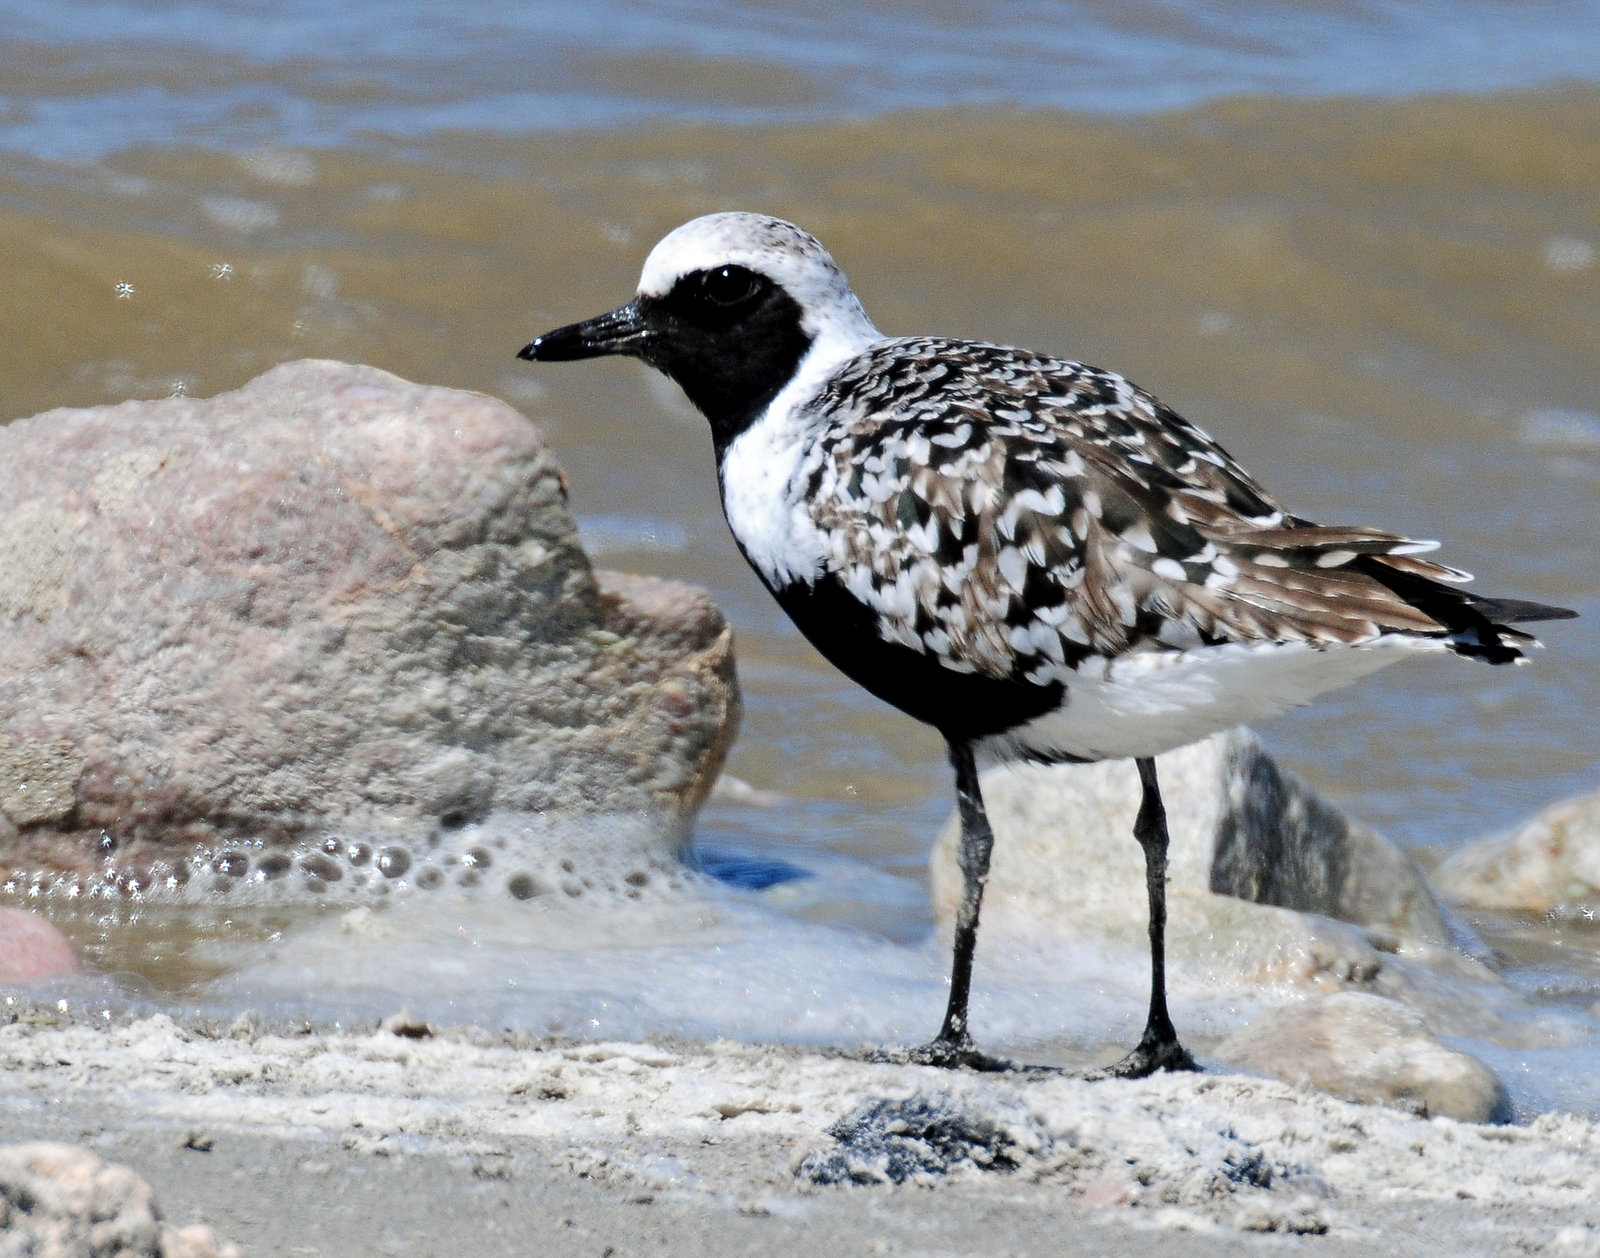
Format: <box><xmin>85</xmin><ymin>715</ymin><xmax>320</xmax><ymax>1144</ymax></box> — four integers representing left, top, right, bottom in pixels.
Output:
<box><xmin>517</xmin><ymin>300</ymin><xmax>652</xmax><ymax>362</ymax></box>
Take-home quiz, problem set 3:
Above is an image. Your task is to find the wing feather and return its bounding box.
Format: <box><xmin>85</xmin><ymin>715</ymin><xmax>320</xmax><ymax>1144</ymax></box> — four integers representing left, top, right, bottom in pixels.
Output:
<box><xmin>797</xmin><ymin>337</ymin><xmax>1570</xmax><ymax>680</ymax></box>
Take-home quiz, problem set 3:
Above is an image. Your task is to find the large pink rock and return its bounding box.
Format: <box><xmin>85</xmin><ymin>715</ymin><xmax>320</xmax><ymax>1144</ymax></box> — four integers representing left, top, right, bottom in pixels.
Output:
<box><xmin>0</xmin><ymin>361</ymin><xmax>738</xmax><ymax>903</ymax></box>
<box><xmin>0</xmin><ymin>907</ymin><xmax>78</xmax><ymax>981</ymax></box>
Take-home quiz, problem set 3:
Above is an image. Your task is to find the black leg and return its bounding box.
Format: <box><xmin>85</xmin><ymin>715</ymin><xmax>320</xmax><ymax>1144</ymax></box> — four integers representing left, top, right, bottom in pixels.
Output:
<box><xmin>900</xmin><ymin>740</ymin><xmax>1013</xmax><ymax>1071</ymax></box>
<box><xmin>1092</xmin><ymin>756</ymin><xmax>1198</xmax><ymax>1079</ymax></box>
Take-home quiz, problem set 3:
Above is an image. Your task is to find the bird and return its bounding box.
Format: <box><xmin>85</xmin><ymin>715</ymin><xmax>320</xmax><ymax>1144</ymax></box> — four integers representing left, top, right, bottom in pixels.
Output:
<box><xmin>518</xmin><ymin>211</ymin><xmax>1575</xmax><ymax>1077</ymax></box>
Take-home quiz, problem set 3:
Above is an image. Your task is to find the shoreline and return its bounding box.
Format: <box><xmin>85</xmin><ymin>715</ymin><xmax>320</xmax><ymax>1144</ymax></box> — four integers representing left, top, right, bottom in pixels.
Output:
<box><xmin>2</xmin><ymin>1006</ymin><xmax>1596</xmax><ymax>1257</ymax></box>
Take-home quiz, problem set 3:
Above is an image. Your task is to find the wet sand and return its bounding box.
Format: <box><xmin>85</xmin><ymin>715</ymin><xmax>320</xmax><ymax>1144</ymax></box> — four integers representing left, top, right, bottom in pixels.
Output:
<box><xmin>3</xmin><ymin>1006</ymin><xmax>1597</xmax><ymax>1258</ymax></box>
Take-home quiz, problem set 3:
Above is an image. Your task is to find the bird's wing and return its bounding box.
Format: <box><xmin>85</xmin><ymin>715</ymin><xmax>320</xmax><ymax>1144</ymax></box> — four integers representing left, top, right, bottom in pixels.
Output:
<box><xmin>800</xmin><ymin>337</ymin><xmax>1493</xmax><ymax>685</ymax></box>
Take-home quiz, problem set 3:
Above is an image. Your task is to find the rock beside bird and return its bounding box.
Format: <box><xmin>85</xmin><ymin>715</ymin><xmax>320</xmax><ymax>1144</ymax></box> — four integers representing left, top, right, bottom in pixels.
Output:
<box><xmin>1214</xmin><ymin>992</ymin><xmax>1511</xmax><ymax>1123</ymax></box>
<box><xmin>1433</xmin><ymin>790</ymin><xmax>1600</xmax><ymax>915</ymax></box>
<box><xmin>929</xmin><ymin>727</ymin><xmax>1448</xmax><ymax>951</ymax></box>
<box><xmin>0</xmin><ymin>361</ymin><xmax>739</xmax><ymax>903</ymax></box>
<box><xmin>928</xmin><ymin>732</ymin><xmax>1534</xmax><ymax>1114</ymax></box>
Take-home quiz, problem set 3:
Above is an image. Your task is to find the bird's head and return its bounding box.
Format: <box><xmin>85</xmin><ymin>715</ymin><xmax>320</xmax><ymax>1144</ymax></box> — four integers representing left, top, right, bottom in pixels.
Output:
<box><xmin>519</xmin><ymin>212</ymin><xmax>878</xmax><ymax>446</ymax></box>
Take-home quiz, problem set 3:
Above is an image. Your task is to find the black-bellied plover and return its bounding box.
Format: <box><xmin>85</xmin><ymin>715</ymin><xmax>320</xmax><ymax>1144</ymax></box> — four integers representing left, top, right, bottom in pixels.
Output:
<box><xmin>519</xmin><ymin>211</ymin><xmax>1575</xmax><ymax>1076</ymax></box>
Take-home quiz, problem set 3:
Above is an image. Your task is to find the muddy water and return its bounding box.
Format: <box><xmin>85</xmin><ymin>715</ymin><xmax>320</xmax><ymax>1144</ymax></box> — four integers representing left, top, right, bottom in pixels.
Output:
<box><xmin>3</xmin><ymin>69</ymin><xmax>1599</xmax><ymax>1092</ymax></box>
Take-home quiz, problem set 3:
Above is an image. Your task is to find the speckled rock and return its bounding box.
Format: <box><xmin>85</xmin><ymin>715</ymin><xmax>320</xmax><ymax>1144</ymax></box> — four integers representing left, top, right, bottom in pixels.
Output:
<box><xmin>0</xmin><ymin>1141</ymin><xmax>240</xmax><ymax>1257</ymax></box>
<box><xmin>930</xmin><ymin>728</ymin><xmax>1448</xmax><ymax>950</ymax></box>
<box><xmin>1215</xmin><ymin>992</ymin><xmax>1511</xmax><ymax>1123</ymax></box>
<box><xmin>1433</xmin><ymin>791</ymin><xmax>1600</xmax><ymax>915</ymax></box>
<box><xmin>0</xmin><ymin>361</ymin><xmax>738</xmax><ymax>902</ymax></box>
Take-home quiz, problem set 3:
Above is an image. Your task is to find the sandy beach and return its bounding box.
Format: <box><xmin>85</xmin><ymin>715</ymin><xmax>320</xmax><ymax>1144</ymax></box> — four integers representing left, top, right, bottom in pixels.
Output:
<box><xmin>3</xmin><ymin>1003</ymin><xmax>1597</xmax><ymax>1257</ymax></box>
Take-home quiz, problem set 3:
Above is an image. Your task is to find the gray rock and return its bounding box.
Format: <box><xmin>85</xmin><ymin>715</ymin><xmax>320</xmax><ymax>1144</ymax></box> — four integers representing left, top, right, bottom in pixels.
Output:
<box><xmin>0</xmin><ymin>361</ymin><xmax>738</xmax><ymax>902</ymax></box>
<box><xmin>0</xmin><ymin>1141</ymin><xmax>241</xmax><ymax>1257</ymax></box>
<box><xmin>793</xmin><ymin>1084</ymin><xmax>1333</xmax><ymax>1234</ymax></box>
<box><xmin>930</xmin><ymin>728</ymin><xmax>1447</xmax><ymax>948</ymax></box>
<box><xmin>795</xmin><ymin>1093</ymin><xmax>1048</xmax><ymax>1185</ymax></box>
<box><xmin>1434</xmin><ymin>791</ymin><xmax>1600</xmax><ymax>915</ymax></box>
<box><xmin>926</xmin><ymin>731</ymin><xmax>1544</xmax><ymax>1112</ymax></box>
<box><xmin>1215</xmin><ymin>992</ymin><xmax>1511</xmax><ymax>1124</ymax></box>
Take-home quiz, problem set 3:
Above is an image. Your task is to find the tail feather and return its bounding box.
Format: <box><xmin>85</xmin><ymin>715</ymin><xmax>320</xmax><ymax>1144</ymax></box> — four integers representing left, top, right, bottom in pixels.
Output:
<box><xmin>1467</xmin><ymin>595</ymin><xmax>1580</xmax><ymax>626</ymax></box>
<box><xmin>1362</xmin><ymin>559</ymin><xmax>1577</xmax><ymax>664</ymax></box>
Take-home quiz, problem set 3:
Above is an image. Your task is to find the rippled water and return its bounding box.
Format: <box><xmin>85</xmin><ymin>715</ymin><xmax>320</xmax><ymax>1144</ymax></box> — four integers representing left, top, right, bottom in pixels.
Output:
<box><xmin>5</xmin><ymin>0</ymin><xmax>1600</xmax><ymax>156</ymax></box>
<box><xmin>2</xmin><ymin>2</ymin><xmax>1598</xmax><ymax>1110</ymax></box>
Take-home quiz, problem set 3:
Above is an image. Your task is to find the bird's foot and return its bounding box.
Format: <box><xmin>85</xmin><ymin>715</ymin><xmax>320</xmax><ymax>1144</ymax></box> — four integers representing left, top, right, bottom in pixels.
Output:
<box><xmin>1084</xmin><ymin>1033</ymin><xmax>1199</xmax><ymax>1081</ymax></box>
<box><xmin>871</xmin><ymin>1036</ymin><xmax>1058</xmax><ymax>1075</ymax></box>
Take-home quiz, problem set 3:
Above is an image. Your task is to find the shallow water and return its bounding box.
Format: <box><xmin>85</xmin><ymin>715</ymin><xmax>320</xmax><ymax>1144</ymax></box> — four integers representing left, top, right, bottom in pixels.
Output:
<box><xmin>3</xmin><ymin>4</ymin><xmax>1599</xmax><ymax>1113</ymax></box>
<box><xmin>5</xmin><ymin>0</ymin><xmax>1600</xmax><ymax>156</ymax></box>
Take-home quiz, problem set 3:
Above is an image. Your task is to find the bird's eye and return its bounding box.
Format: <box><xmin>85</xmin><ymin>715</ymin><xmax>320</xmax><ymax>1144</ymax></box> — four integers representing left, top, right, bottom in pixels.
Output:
<box><xmin>697</xmin><ymin>265</ymin><xmax>762</xmax><ymax>307</ymax></box>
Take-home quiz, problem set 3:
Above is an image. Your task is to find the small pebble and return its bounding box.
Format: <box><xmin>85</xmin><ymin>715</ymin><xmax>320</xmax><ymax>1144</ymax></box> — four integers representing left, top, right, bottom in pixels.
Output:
<box><xmin>380</xmin><ymin>1009</ymin><xmax>432</xmax><ymax>1039</ymax></box>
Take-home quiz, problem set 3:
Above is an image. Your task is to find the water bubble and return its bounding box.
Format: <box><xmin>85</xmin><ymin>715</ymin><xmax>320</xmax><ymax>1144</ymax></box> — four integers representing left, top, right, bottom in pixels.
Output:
<box><xmin>415</xmin><ymin>868</ymin><xmax>443</xmax><ymax>890</ymax></box>
<box><xmin>376</xmin><ymin>846</ymin><xmax>411</xmax><ymax>878</ymax></box>
<box><xmin>506</xmin><ymin>872</ymin><xmax>546</xmax><ymax>901</ymax></box>
<box><xmin>299</xmin><ymin>853</ymin><xmax>343</xmax><ymax>882</ymax></box>
<box><xmin>346</xmin><ymin>842</ymin><xmax>372</xmax><ymax>866</ymax></box>
<box><xmin>257</xmin><ymin>852</ymin><xmax>292</xmax><ymax>880</ymax></box>
<box><xmin>213</xmin><ymin>850</ymin><xmax>250</xmax><ymax>878</ymax></box>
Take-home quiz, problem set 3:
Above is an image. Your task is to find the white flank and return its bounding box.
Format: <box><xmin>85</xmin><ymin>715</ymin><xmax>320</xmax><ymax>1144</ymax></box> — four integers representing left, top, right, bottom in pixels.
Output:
<box><xmin>981</xmin><ymin>635</ymin><xmax>1446</xmax><ymax>764</ymax></box>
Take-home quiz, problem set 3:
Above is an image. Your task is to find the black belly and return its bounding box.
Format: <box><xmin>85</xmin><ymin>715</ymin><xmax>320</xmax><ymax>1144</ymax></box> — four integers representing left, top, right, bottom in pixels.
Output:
<box><xmin>770</xmin><ymin>576</ymin><xmax>1063</xmax><ymax>743</ymax></box>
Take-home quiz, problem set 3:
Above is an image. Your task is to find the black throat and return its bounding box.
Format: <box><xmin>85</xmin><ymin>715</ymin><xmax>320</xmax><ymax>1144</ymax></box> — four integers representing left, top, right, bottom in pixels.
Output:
<box><xmin>635</xmin><ymin>286</ymin><xmax>813</xmax><ymax>455</ymax></box>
